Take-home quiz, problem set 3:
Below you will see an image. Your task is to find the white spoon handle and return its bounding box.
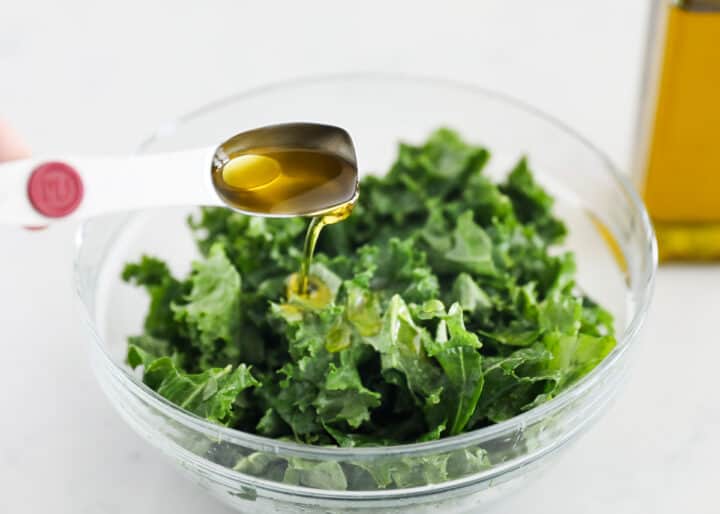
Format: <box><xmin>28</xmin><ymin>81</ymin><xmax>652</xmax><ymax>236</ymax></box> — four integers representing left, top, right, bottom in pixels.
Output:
<box><xmin>0</xmin><ymin>147</ymin><xmax>223</xmax><ymax>225</ymax></box>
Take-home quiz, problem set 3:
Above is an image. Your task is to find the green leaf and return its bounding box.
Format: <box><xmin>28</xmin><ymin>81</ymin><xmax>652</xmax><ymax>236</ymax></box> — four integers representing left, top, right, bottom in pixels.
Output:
<box><xmin>414</xmin><ymin>128</ymin><xmax>489</xmax><ymax>182</ymax></box>
<box><xmin>171</xmin><ymin>244</ymin><xmax>242</xmax><ymax>367</ymax></box>
<box><xmin>539</xmin><ymin>291</ymin><xmax>582</xmax><ymax>334</ymax></box>
<box><xmin>580</xmin><ymin>296</ymin><xmax>615</xmax><ymax>337</ymax></box>
<box><xmin>356</xmin><ymin>238</ymin><xmax>440</xmax><ymax>304</ymax></box>
<box><xmin>446</xmin><ymin>447</ymin><xmax>491</xmax><ymax>478</ymax></box>
<box><xmin>501</xmin><ymin>157</ymin><xmax>567</xmax><ymax>243</ymax></box>
<box><xmin>126</xmin><ymin>335</ymin><xmax>171</xmax><ymax>369</ymax></box>
<box><xmin>462</xmin><ymin>173</ymin><xmax>514</xmax><ymax>224</ymax></box>
<box><xmin>451</xmin><ymin>273</ymin><xmax>492</xmax><ymax>314</ymax></box>
<box><xmin>425</xmin><ymin>211</ymin><xmax>496</xmax><ymax>276</ymax></box>
<box><xmin>122</xmin><ymin>256</ymin><xmax>188</xmax><ymax>343</ymax></box>
<box><xmin>344</xmin><ymin>282</ymin><xmax>383</xmax><ymax>336</ymax></box>
<box><xmin>283</xmin><ymin>459</ymin><xmax>348</xmax><ymax>490</ymax></box>
<box><xmin>542</xmin><ymin>332</ymin><xmax>616</xmax><ymax>392</ymax></box>
<box><xmin>472</xmin><ymin>344</ymin><xmax>554</xmax><ymax>424</ymax></box>
<box><xmin>144</xmin><ymin>357</ymin><xmax>259</xmax><ymax>425</ymax></box>
<box><xmin>313</xmin><ymin>354</ymin><xmax>382</xmax><ymax>429</ymax></box>
<box><xmin>425</xmin><ymin>304</ymin><xmax>484</xmax><ymax>435</ymax></box>
<box><xmin>479</xmin><ymin>322</ymin><xmax>540</xmax><ymax>347</ymax></box>
<box><xmin>390</xmin><ymin>454</ymin><xmax>451</xmax><ymax>488</ymax></box>
<box><xmin>255</xmin><ymin>408</ymin><xmax>288</xmax><ymax>437</ymax></box>
<box><xmin>365</xmin><ymin>295</ymin><xmax>445</xmax><ymax>404</ymax></box>
<box><xmin>233</xmin><ymin>452</ymin><xmax>278</xmax><ymax>475</ymax></box>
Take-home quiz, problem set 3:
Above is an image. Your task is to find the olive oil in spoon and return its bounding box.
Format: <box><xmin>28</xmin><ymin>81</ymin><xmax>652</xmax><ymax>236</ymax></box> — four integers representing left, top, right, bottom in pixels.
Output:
<box><xmin>211</xmin><ymin>123</ymin><xmax>359</xmax><ymax>297</ymax></box>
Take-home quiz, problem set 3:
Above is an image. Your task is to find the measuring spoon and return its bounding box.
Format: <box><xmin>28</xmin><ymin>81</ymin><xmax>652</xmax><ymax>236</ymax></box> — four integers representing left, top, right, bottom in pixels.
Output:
<box><xmin>0</xmin><ymin>122</ymin><xmax>358</xmax><ymax>225</ymax></box>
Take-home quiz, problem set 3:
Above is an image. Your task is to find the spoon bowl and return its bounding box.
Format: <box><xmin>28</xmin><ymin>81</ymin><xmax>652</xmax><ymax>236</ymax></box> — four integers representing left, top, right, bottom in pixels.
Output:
<box><xmin>211</xmin><ymin>122</ymin><xmax>358</xmax><ymax>217</ymax></box>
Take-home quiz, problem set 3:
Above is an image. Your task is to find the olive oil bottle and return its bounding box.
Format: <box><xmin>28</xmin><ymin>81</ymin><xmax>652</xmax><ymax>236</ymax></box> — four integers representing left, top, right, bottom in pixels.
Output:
<box><xmin>636</xmin><ymin>0</ymin><xmax>720</xmax><ymax>260</ymax></box>
<box><xmin>212</xmin><ymin>145</ymin><xmax>357</xmax><ymax>295</ymax></box>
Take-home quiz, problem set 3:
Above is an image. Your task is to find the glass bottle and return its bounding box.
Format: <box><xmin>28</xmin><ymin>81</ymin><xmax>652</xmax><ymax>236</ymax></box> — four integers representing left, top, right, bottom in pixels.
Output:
<box><xmin>635</xmin><ymin>0</ymin><xmax>720</xmax><ymax>260</ymax></box>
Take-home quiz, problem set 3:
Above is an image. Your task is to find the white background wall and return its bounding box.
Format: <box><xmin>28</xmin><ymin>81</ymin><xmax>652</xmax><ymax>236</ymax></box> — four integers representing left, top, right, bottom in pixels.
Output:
<box><xmin>4</xmin><ymin>1</ymin><xmax>717</xmax><ymax>513</ymax></box>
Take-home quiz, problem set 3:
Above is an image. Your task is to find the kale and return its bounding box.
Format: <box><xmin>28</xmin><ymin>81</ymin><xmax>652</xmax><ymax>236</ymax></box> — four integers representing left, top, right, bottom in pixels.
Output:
<box><xmin>123</xmin><ymin>128</ymin><xmax>616</xmax><ymax>488</ymax></box>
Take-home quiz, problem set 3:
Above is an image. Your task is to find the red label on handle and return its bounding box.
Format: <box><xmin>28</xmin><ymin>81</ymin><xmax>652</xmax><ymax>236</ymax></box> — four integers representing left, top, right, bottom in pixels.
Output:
<box><xmin>27</xmin><ymin>161</ymin><xmax>84</xmax><ymax>218</ymax></box>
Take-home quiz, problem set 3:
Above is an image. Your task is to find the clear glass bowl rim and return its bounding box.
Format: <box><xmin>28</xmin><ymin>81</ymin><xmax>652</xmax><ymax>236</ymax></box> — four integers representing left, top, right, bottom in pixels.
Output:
<box><xmin>78</xmin><ymin>72</ymin><xmax>657</xmax><ymax>463</ymax></box>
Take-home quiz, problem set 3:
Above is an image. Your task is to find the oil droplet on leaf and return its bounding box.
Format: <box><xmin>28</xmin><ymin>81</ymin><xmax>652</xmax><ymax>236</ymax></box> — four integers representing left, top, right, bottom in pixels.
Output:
<box><xmin>285</xmin><ymin>272</ymin><xmax>333</xmax><ymax>310</ymax></box>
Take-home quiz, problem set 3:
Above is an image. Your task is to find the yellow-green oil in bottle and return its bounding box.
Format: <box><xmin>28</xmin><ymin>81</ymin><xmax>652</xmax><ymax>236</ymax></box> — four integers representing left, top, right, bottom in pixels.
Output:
<box><xmin>637</xmin><ymin>1</ymin><xmax>720</xmax><ymax>260</ymax></box>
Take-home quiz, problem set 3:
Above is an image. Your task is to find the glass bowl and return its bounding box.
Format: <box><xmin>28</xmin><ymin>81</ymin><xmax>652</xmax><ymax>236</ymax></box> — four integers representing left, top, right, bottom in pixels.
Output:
<box><xmin>75</xmin><ymin>74</ymin><xmax>656</xmax><ymax>513</ymax></box>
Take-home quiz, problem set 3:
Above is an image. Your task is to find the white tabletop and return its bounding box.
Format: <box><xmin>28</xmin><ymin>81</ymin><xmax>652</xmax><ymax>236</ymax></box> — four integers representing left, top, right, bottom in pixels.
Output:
<box><xmin>2</xmin><ymin>1</ymin><xmax>717</xmax><ymax>513</ymax></box>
